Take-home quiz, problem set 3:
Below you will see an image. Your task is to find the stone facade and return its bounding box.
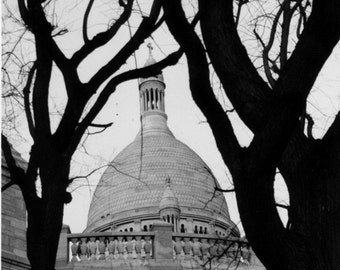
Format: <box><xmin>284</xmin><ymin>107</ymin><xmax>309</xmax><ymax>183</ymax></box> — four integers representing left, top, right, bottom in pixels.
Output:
<box><xmin>1</xmin><ymin>149</ymin><xmax>30</xmax><ymax>270</ymax></box>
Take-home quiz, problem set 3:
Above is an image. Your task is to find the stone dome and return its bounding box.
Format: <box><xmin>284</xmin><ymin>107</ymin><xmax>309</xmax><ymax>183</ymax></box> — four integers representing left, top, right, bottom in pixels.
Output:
<box><xmin>85</xmin><ymin>48</ymin><xmax>235</xmax><ymax>235</ymax></box>
<box><xmin>86</xmin><ymin>113</ymin><xmax>231</xmax><ymax>232</ymax></box>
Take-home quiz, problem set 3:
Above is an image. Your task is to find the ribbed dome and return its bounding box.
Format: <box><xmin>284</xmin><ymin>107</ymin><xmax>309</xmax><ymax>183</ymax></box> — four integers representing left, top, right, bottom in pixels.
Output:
<box><xmin>85</xmin><ymin>114</ymin><xmax>231</xmax><ymax>232</ymax></box>
<box><xmin>85</xmin><ymin>47</ymin><xmax>232</xmax><ymax>233</ymax></box>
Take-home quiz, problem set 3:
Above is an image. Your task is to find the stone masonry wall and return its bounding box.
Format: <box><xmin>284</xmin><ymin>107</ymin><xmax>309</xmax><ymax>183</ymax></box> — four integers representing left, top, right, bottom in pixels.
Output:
<box><xmin>1</xmin><ymin>164</ymin><xmax>27</xmax><ymax>260</ymax></box>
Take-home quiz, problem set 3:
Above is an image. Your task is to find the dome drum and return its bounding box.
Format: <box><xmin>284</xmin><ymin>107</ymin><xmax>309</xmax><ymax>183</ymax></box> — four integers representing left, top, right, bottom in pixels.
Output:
<box><xmin>139</xmin><ymin>80</ymin><xmax>165</xmax><ymax>114</ymax></box>
<box><xmin>89</xmin><ymin>214</ymin><xmax>235</xmax><ymax>237</ymax></box>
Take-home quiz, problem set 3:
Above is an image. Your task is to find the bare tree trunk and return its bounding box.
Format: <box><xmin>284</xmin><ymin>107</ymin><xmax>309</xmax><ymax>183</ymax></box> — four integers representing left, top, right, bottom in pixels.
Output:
<box><xmin>24</xmin><ymin>142</ymin><xmax>71</xmax><ymax>270</ymax></box>
<box><xmin>163</xmin><ymin>0</ymin><xmax>340</xmax><ymax>269</ymax></box>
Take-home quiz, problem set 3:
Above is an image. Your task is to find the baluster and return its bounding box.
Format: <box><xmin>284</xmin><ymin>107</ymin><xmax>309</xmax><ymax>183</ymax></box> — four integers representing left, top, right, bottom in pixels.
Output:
<box><xmin>217</xmin><ymin>239</ymin><xmax>226</xmax><ymax>262</ymax></box>
<box><xmin>88</xmin><ymin>237</ymin><xmax>97</xmax><ymax>260</ymax></box>
<box><xmin>117</xmin><ymin>236</ymin><xmax>125</xmax><ymax>259</ymax></box>
<box><xmin>135</xmin><ymin>236</ymin><xmax>142</xmax><ymax>259</ymax></box>
<box><xmin>107</xmin><ymin>237</ymin><xmax>116</xmax><ymax>260</ymax></box>
<box><xmin>126</xmin><ymin>236</ymin><xmax>133</xmax><ymax>259</ymax></box>
<box><xmin>192</xmin><ymin>238</ymin><xmax>202</xmax><ymax>260</ymax></box>
<box><xmin>226</xmin><ymin>241</ymin><xmax>235</xmax><ymax>262</ymax></box>
<box><xmin>144</xmin><ymin>236</ymin><xmax>152</xmax><ymax>259</ymax></box>
<box><xmin>183</xmin><ymin>238</ymin><xmax>192</xmax><ymax>260</ymax></box>
<box><xmin>70</xmin><ymin>238</ymin><xmax>79</xmax><ymax>262</ymax></box>
<box><xmin>208</xmin><ymin>239</ymin><xmax>218</xmax><ymax>262</ymax></box>
<box><xmin>79</xmin><ymin>238</ymin><xmax>88</xmax><ymax>261</ymax></box>
<box><xmin>201</xmin><ymin>239</ymin><xmax>209</xmax><ymax>262</ymax></box>
<box><xmin>98</xmin><ymin>237</ymin><xmax>106</xmax><ymax>260</ymax></box>
<box><xmin>241</xmin><ymin>242</ymin><xmax>251</xmax><ymax>265</ymax></box>
<box><xmin>234</xmin><ymin>242</ymin><xmax>241</xmax><ymax>261</ymax></box>
<box><xmin>174</xmin><ymin>237</ymin><xmax>183</xmax><ymax>260</ymax></box>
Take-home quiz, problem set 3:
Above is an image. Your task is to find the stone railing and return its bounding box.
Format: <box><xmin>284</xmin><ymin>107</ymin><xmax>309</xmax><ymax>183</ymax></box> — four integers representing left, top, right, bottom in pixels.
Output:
<box><xmin>172</xmin><ymin>233</ymin><xmax>252</xmax><ymax>265</ymax></box>
<box><xmin>58</xmin><ymin>223</ymin><xmax>259</xmax><ymax>269</ymax></box>
<box><xmin>67</xmin><ymin>232</ymin><xmax>154</xmax><ymax>262</ymax></box>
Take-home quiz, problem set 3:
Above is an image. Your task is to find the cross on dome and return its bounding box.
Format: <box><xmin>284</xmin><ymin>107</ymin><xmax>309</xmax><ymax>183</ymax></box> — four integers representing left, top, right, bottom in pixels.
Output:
<box><xmin>147</xmin><ymin>42</ymin><xmax>154</xmax><ymax>57</ymax></box>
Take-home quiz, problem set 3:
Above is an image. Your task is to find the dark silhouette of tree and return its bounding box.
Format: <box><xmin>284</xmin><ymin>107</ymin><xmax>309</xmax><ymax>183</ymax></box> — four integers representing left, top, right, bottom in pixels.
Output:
<box><xmin>1</xmin><ymin>1</ymin><xmax>181</xmax><ymax>269</ymax></box>
<box><xmin>163</xmin><ymin>0</ymin><xmax>339</xmax><ymax>270</ymax></box>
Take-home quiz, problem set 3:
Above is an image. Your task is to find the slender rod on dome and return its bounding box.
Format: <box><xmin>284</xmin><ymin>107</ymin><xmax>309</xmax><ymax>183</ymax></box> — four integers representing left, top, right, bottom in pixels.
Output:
<box><xmin>147</xmin><ymin>42</ymin><xmax>153</xmax><ymax>57</ymax></box>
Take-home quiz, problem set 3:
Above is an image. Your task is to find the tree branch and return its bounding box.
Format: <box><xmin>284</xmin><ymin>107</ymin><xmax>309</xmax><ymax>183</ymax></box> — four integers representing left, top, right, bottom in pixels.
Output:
<box><xmin>32</xmin><ymin>40</ymin><xmax>52</xmax><ymax>141</ymax></box>
<box><xmin>23</xmin><ymin>61</ymin><xmax>37</xmax><ymax>139</ymax></box>
<box><xmin>305</xmin><ymin>112</ymin><xmax>314</xmax><ymax>139</ymax></box>
<box><xmin>215</xmin><ymin>186</ymin><xmax>235</xmax><ymax>193</ymax></box>
<box><xmin>66</xmin><ymin>48</ymin><xmax>183</xmax><ymax>157</ymax></box>
<box><xmin>323</xmin><ymin>112</ymin><xmax>340</xmax><ymax>143</ymax></box>
<box><xmin>280</xmin><ymin>0</ymin><xmax>300</xmax><ymax>69</ymax></box>
<box><xmin>1</xmin><ymin>134</ymin><xmax>26</xmax><ymax>188</ymax></box>
<box><xmin>163</xmin><ymin>0</ymin><xmax>242</xmax><ymax>175</ymax></box>
<box><xmin>276</xmin><ymin>203</ymin><xmax>290</xmax><ymax>210</ymax></box>
<box><xmin>86</xmin><ymin>0</ymin><xmax>162</xmax><ymax>92</ymax></box>
<box><xmin>235</xmin><ymin>0</ymin><xmax>248</xmax><ymax>27</ymax></box>
<box><xmin>82</xmin><ymin>0</ymin><xmax>95</xmax><ymax>43</ymax></box>
<box><xmin>2</xmin><ymin>181</ymin><xmax>15</xmax><ymax>192</ymax></box>
<box><xmin>261</xmin><ymin>0</ymin><xmax>287</xmax><ymax>87</ymax></box>
<box><xmin>277</xmin><ymin>0</ymin><xmax>340</xmax><ymax>100</ymax></box>
<box><xmin>72</xmin><ymin>0</ymin><xmax>134</xmax><ymax>66</ymax></box>
<box><xmin>87</xmin><ymin>122</ymin><xmax>113</xmax><ymax>128</ymax></box>
<box><xmin>198</xmin><ymin>0</ymin><xmax>272</xmax><ymax>133</ymax></box>
<box><xmin>17</xmin><ymin>0</ymin><xmax>31</xmax><ymax>28</ymax></box>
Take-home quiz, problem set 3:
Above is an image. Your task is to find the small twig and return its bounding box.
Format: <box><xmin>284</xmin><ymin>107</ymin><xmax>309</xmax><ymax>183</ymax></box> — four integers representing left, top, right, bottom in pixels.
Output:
<box><xmin>2</xmin><ymin>181</ymin><xmax>15</xmax><ymax>192</ymax></box>
<box><xmin>215</xmin><ymin>186</ymin><xmax>235</xmax><ymax>193</ymax></box>
<box><xmin>87</xmin><ymin>122</ymin><xmax>113</xmax><ymax>128</ymax></box>
<box><xmin>276</xmin><ymin>203</ymin><xmax>289</xmax><ymax>210</ymax></box>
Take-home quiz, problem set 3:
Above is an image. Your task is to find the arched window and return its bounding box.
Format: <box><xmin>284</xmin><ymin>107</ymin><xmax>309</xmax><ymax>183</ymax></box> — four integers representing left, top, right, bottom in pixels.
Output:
<box><xmin>199</xmin><ymin>226</ymin><xmax>203</xmax><ymax>234</ymax></box>
<box><xmin>146</xmin><ymin>90</ymin><xmax>150</xmax><ymax>110</ymax></box>
<box><xmin>180</xmin><ymin>224</ymin><xmax>185</xmax><ymax>233</ymax></box>
<box><xmin>130</xmin><ymin>227</ymin><xmax>133</xmax><ymax>232</ymax></box>
<box><xmin>204</xmin><ymin>227</ymin><xmax>208</xmax><ymax>234</ymax></box>
<box><xmin>143</xmin><ymin>225</ymin><xmax>148</xmax><ymax>232</ymax></box>
<box><xmin>194</xmin><ymin>225</ymin><xmax>198</xmax><ymax>234</ymax></box>
<box><xmin>155</xmin><ymin>89</ymin><xmax>159</xmax><ymax>109</ymax></box>
<box><xmin>150</xmin><ymin>89</ymin><xmax>154</xmax><ymax>109</ymax></box>
<box><xmin>124</xmin><ymin>228</ymin><xmax>128</xmax><ymax>232</ymax></box>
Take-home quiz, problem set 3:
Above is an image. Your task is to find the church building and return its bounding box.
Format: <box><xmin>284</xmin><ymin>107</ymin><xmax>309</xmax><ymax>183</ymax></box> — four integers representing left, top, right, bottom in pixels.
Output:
<box><xmin>2</xmin><ymin>47</ymin><xmax>265</xmax><ymax>270</ymax></box>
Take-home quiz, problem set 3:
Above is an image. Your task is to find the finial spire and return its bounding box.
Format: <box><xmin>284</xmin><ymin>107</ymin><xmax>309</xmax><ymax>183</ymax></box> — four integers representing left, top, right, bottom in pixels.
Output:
<box><xmin>147</xmin><ymin>42</ymin><xmax>154</xmax><ymax>57</ymax></box>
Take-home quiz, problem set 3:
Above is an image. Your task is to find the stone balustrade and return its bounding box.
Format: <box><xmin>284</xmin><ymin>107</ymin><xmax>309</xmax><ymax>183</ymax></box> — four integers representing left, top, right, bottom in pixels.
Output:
<box><xmin>172</xmin><ymin>233</ymin><xmax>252</xmax><ymax>266</ymax></box>
<box><xmin>67</xmin><ymin>232</ymin><xmax>154</xmax><ymax>262</ymax></box>
<box><xmin>60</xmin><ymin>223</ymin><xmax>258</xmax><ymax>269</ymax></box>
